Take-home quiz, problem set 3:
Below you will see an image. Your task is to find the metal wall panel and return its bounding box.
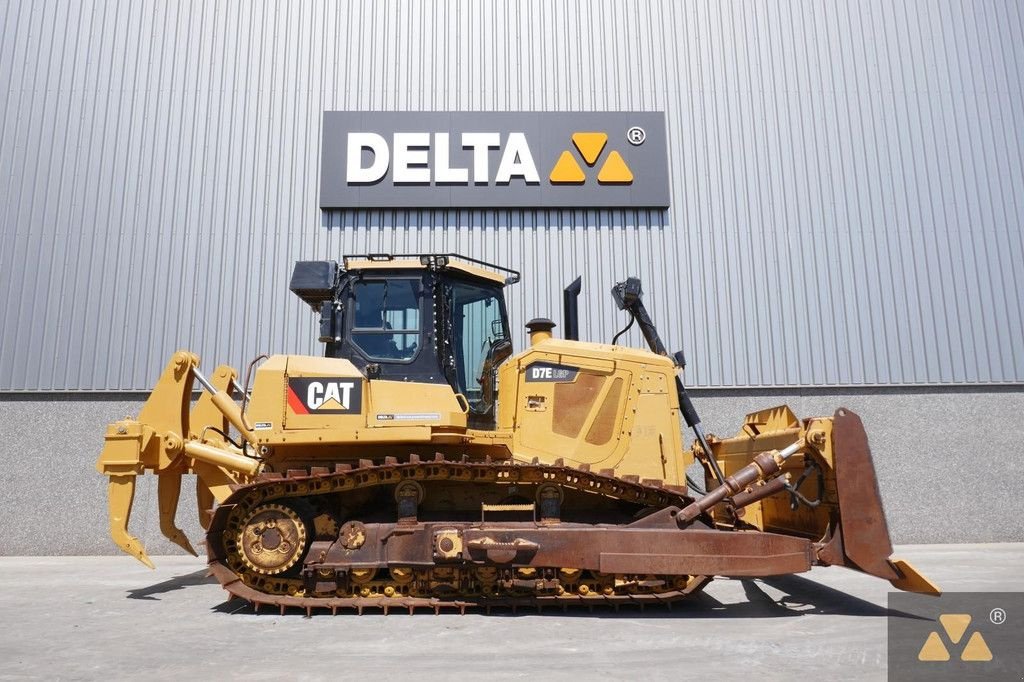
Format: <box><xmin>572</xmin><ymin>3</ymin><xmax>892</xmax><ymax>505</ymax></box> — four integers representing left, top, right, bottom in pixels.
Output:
<box><xmin>1</xmin><ymin>0</ymin><xmax>1022</xmax><ymax>391</ymax></box>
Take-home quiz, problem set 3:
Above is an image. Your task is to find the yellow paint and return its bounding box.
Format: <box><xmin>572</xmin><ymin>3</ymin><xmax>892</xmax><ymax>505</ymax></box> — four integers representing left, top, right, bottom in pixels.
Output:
<box><xmin>95</xmin><ymin>351</ymin><xmax>262</xmax><ymax>568</ymax></box>
<box><xmin>961</xmin><ymin>632</ymin><xmax>993</xmax><ymax>661</ymax></box>
<box><xmin>188</xmin><ymin>364</ymin><xmax>234</xmax><ymax>441</ymax></box>
<box><xmin>918</xmin><ymin>631</ymin><xmax>950</xmax><ymax>661</ymax></box>
<box><xmin>938</xmin><ymin>614</ymin><xmax>971</xmax><ymax>644</ymax></box>
<box><xmin>344</xmin><ymin>257</ymin><xmax>507</xmax><ymax>285</ymax></box>
<box><xmin>549</xmin><ymin>151</ymin><xmax>585</xmax><ymax>184</ymax></box>
<box><xmin>571</xmin><ymin>132</ymin><xmax>608</xmax><ymax>165</ymax></box>
<box><xmin>597</xmin><ymin>150</ymin><xmax>634</xmax><ymax>184</ymax></box>
<box><xmin>549</xmin><ymin>132</ymin><xmax>634</xmax><ymax>185</ymax></box>
<box><xmin>500</xmin><ymin>337</ymin><xmax>685</xmax><ymax>479</ymax></box>
<box><xmin>917</xmin><ymin>614</ymin><xmax>993</xmax><ymax>663</ymax></box>
<box><xmin>889</xmin><ymin>558</ymin><xmax>941</xmax><ymax>595</ymax></box>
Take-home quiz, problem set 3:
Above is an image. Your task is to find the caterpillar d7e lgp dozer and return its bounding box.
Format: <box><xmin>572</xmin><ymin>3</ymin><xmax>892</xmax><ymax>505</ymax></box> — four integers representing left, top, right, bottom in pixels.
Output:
<box><xmin>97</xmin><ymin>254</ymin><xmax>938</xmax><ymax>614</ymax></box>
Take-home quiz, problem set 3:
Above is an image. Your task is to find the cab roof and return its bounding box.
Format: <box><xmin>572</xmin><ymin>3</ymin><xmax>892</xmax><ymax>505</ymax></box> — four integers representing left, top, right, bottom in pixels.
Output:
<box><xmin>342</xmin><ymin>254</ymin><xmax>518</xmax><ymax>286</ymax></box>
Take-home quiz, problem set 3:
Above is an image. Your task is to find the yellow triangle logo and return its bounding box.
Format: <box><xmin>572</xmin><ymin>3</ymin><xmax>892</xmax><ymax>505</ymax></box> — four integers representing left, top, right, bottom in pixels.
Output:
<box><xmin>549</xmin><ymin>151</ymin><xmax>585</xmax><ymax>184</ymax></box>
<box><xmin>917</xmin><ymin>631</ymin><xmax>950</xmax><ymax>661</ymax></box>
<box><xmin>960</xmin><ymin>632</ymin><xmax>993</xmax><ymax>662</ymax></box>
<box><xmin>939</xmin><ymin>614</ymin><xmax>971</xmax><ymax>644</ymax></box>
<box><xmin>317</xmin><ymin>397</ymin><xmax>345</xmax><ymax>411</ymax></box>
<box><xmin>597</xmin><ymin>150</ymin><xmax>633</xmax><ymax>184</ymax></box>
<box><xmin>571</xmin><ymin>132</ymin><xmax>608</xmax><ymax>166</ymax></box>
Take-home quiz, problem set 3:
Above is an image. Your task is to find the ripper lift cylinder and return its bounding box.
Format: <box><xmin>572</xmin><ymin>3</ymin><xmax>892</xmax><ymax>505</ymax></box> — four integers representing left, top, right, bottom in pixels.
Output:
<box><xmin>192</xmin><ymin>365</ymin><xmax>257</xmax><ymax>448</ymax></box>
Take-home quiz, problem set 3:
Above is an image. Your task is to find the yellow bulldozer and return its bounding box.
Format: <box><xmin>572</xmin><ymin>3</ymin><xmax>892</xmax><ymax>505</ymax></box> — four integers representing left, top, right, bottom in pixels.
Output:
<box><xmin>97</xmin><ymin>253</ymin><xmax>937</xmax><ymax>613</ymax></box>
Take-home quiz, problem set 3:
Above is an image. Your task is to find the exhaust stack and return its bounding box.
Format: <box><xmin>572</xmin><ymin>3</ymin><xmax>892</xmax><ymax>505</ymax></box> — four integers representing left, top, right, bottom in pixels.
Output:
<box><xmin>563</xmin><ymin>276</ymin><xmax>582</xmax><ymax>341</ymax></box>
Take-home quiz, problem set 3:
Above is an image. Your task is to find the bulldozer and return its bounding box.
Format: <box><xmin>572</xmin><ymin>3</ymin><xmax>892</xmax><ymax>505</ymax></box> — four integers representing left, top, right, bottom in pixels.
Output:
<box><xmin>96</xmin><ymin>253</ymin><xmax>938</xmax><ymax>614</ymax></box>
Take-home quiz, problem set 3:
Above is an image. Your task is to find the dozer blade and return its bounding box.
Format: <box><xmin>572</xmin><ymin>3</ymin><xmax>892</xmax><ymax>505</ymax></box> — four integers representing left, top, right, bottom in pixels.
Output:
<box><xmin>105</xmin><ymin>475</ymin><xmax>155</xmax><ymax>569</ymax></box>
<box><xmin>829</xmin><ymin>407</ymin><xmax>939</xmax><ymax>595</ymax></box>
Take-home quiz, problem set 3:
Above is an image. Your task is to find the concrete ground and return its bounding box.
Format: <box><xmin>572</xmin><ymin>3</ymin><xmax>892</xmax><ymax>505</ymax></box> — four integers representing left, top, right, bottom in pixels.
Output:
<box><xmin>0</xmin><ymin>544</ymin><xmax>1019</xmax><ymax>681</ymax></box>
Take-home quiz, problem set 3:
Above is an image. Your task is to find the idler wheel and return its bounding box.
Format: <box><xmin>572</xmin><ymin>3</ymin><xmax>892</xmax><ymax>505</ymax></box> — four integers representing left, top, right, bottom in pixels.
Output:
<box><xmin>236</xmin><ymin>503</ymin><xmax>308</xmax><ymax>576</ymax></box>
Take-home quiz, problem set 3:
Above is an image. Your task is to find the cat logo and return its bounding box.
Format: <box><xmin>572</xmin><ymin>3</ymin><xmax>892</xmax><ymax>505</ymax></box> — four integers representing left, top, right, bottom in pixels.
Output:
<box><xmin>287</xmin><ymin>378</ymin><xmax>363</xmax><ymax>415</ymax></box>
<box><xmin>549</xmin><ymin>132</ymin><xmax>634</xmax><ymax>185</ymax></box>
<box><xmin>917</xmin><ymin>614</ymin><xmax>993</xmax><ymax>662</ymax></box>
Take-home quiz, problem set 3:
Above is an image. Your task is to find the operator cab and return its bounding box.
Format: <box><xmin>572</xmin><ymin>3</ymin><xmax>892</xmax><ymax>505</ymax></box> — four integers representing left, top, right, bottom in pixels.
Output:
<box><xmin>290</xmin><ymin>254</ymin><xmax>517</xmax><ymax>428</ymax></box>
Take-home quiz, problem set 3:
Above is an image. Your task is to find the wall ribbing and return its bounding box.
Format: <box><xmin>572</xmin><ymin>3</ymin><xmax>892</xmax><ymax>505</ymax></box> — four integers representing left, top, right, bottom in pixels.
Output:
<box><xmin>1</xmin><ymin>0</ymin><xmax>1022</xmax><ymax>390</ymax></box>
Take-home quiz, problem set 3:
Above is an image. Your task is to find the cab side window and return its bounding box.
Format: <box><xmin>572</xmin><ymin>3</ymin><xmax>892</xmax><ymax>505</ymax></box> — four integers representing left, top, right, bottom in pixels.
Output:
<box><xmin>351</xmin><ymin>280</ymin><xmax>421</xmax><ymax>361</ymax></box>
<box><xmin>449</xmin><ymin>282</ymin><xmax>508</xmax><ymax>411</ymax></box>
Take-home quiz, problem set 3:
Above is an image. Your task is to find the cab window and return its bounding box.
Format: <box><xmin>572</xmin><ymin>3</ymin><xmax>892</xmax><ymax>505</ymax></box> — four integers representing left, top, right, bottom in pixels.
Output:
<box><xmin>449</xmin><ymin>282</ymin><xmax>508</xmax><ymax>409</ymax></box>
<box><xmin>351</xmin><ymin>279</ymin><xmax>421</xmax><ymax>361</ymax></box>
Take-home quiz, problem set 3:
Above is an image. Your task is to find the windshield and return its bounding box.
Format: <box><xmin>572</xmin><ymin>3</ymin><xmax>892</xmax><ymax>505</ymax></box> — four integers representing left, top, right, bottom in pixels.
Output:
<box><xmin>351</xmin><ymin>279</ymin><xmax>421</xmax><ymax>361</ymax></box>
<box><xmin>448</xmin><ymin>281</ymin><xmax>508</xmax><ymax>410</ymax></box>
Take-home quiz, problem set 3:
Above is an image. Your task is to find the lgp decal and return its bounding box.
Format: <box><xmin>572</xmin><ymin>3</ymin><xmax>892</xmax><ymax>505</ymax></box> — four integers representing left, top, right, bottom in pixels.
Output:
<box><xmin>287</xmin><ymin>378</ymin><xmax>363</xmax><ymax>415</ymax></box>
<box><xmin>524</xmin><ymin>362</ymin><xmax>579</xmax><ymax>383</ymax></box>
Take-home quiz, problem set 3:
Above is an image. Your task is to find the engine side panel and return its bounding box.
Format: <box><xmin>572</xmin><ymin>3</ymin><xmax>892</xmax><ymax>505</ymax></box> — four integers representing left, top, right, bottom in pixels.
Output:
<box><xmin>498</xmin><ymin>338</ymin><xmax>691</xmax><ymax>487</ymax></box>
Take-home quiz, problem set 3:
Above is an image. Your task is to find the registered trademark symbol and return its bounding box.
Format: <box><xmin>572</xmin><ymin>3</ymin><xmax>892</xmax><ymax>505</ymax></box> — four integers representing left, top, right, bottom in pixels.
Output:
<box><xmin>990</xmin><ymin>607</ymin><xmax>1006</xmax><ymax>624</ymax></box>
<box><xmin>626</xmin><ymin>126</ymin><xmax>646</xmax><ymax>145</ymax></box>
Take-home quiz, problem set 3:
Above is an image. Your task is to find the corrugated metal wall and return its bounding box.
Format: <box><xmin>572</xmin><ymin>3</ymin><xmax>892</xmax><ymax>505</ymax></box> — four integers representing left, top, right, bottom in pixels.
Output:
<box><xmin>1</xmin><ymin>0</ymin><xmax>1022</xmax><ymax>391</ymax></box>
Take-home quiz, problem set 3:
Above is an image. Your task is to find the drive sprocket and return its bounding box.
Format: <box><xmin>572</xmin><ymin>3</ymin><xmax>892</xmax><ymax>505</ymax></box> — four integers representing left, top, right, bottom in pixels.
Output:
<box><xmin>235</xmin><ymin>503</ymin><xmax>308</xmax><ymax>576</ymax></box>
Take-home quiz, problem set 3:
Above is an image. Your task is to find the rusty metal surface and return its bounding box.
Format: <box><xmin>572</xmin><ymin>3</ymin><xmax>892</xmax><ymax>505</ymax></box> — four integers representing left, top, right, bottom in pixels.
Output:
<box><xmin>680</xmin><ymin>450</ymin><xmax>783</xmax><ymax>522</ymax></box>
<box><xmin>815</xmin><ymin>523</ymin><xmax>848</xmax><ymax>568</ymax></box>
<box><xmin>731</xmin><ymin>475</ymin><xmax>789</xmax><ymax>508</ymax></box>
<box><xmin>831</xmin><ymin>408</ymin><xmax>899</xmax><ymax>581</ymax></box>
<box><xmin>203</xmin><ymin>456</ymin><xmax>827</xmax><ymax>613</ymax></box>
<box><xmin>458</xmin><ymin>525</ymin><xmax>813</xmax><ymax>576</ymax></box>
<box><xmin>208</xmin><ymin>560</ymin><xmax>713</xmax><ymax>616</ymax></box>
<box><xmin>194</xmin><ymin>406</ymin><xmax>942</xmax><ymax>613</ymax></box>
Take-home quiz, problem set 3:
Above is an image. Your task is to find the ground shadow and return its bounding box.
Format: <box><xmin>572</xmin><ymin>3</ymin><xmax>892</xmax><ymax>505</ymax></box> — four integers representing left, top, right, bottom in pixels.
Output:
<box><xmin>127</xmin><ymin>569</ymin><xmax>215</xmax><ymax>601</ymax></box>
<box><xmin>199</xmin><ymin>573</ymin><xmax>930</xmax><ymax>620</ymax></box>
<box><xmin>476</xmin><ymin>576</ymin><xmax>929</xmax><ymax>621</ymax></box>
<box><xmin>758</xmin><ymin>575</ymin><xmax>927</xmax><ymax>620</ymax></box>
<box><xmin>212</xmin><ymin>598</ymin><xmax>256</xmax><ymax>615</ymax></box>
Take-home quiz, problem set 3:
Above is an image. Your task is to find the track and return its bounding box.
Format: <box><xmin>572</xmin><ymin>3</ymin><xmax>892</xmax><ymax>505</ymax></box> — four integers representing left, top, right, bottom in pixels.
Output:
<box><xmin>207</xmin><ymin>561</ymin><xmax>712</xmax><ymax>615</ymax></box>
<box><xmin>206</xmin><ymin>456</ymin><xmax>717</xmax><ymax>614</ymax></box>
